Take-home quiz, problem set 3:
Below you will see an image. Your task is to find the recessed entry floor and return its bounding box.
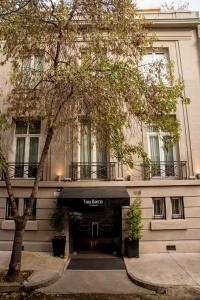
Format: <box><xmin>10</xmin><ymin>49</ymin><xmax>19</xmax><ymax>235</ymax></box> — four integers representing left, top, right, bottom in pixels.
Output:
<box><xmin>67</xmin><ymin>252</ymin><xmax>126</xmax><ymax>270</ymax></box>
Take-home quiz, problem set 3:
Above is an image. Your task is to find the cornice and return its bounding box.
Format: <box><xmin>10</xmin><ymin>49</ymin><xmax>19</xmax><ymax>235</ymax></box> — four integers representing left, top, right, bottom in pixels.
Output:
<box><xmin>140</xmin><ymin>11</ymin><xmax>200</xmax><ymax>29</ymax></box>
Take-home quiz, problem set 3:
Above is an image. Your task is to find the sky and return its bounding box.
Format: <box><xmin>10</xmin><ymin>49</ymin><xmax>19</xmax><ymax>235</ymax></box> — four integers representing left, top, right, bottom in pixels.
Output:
<box><xmin>137</xmin><ymin>0</ymin><xmax>200</xmax><ymax>12</ymax></box>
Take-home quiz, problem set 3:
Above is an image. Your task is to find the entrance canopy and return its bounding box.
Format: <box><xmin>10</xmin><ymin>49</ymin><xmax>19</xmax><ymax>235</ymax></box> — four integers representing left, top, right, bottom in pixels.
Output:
<box><xmin>57</xmin><ymin>187</ymin><xmax>130</xmax><ymax>208</ymax></box>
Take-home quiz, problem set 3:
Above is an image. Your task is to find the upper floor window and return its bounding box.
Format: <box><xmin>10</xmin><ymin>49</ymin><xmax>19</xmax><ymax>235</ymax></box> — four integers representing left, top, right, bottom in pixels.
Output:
<box><xmin>21</xmin><ymin>56</ymin><xmax>43</xmax><ymax>85</ymax></box>
<box><xmin>171</xmin><ymin>197</ymin><xmax>184</xmax><ymax>219</ymax></box>
<box><xmin>142</xmin><ymin>51</ymin><xmax>169</xmax><ymax>84</ymax></box>
<box><xmin>14</xmin><ymin>120</ymin><xmax>41</xmax><ymax>178</ymax></box>
<box><xmin>78</xmin><ymin>120</ymin><xmax>108</xmax><ymax>180</ymax></box>
<box><xmin>148</xmin><ymin>125</ymin><xmax>178</xmax><ymax>178</ymax></box>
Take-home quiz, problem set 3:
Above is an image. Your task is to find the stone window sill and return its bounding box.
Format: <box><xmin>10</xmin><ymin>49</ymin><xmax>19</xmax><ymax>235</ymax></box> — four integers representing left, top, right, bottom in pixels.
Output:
<box><xmin>151</xmin><ymin>219</ymin><xmax>187</xmax><ymax>230</ymax></box>
<box><xmin>1</xmin><ymin>220</ymin><xmax>38</xmax><ymax>231</ymax></box>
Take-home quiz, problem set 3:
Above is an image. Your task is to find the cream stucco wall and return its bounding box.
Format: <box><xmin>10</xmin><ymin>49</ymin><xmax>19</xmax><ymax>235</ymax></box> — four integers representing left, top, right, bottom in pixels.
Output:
<box><xmin>0</xmin><ymin>11</ymin><xmax>200</xmax><ymax>254</ymax></box>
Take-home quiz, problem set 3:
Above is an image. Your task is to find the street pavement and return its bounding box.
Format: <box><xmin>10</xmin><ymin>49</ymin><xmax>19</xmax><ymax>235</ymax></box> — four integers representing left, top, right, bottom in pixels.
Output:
<box><xmin>41</xmin><ymin>269</ymin><xmax>153</xmax><ymax>295</ymax></box>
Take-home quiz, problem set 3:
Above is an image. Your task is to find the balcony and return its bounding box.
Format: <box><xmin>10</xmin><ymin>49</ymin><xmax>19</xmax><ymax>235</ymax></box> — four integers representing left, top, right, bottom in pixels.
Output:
<box><xmin>0</xmin><ymin>161</ymin><xmax>187</xmax><ymax>181</ymax></box>
<box><xmin>142</xmin><ymin>161</ymin><xmax>187</xmax><ymax>180</ymax></box>
<box><xmin>0</xmin><ymin>163</ymin><xmax>39</xmax><ymax>180</ymax></box>
<box><xmin>71</xmin><ymin>162</ymin><xmax>117</xmax><ymax>181</ymax></box>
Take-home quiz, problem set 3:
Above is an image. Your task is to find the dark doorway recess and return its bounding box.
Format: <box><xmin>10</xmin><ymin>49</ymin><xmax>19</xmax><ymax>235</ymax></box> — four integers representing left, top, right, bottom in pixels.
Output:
<box><xmin>58</xmin><ymin>186</ymin><xmax>130</xmax><ymax>255</ymax></box>
<box><xmin>69</xmin><ymin>207</ymin><xmax>122</xmax><ymax>254</ymax></box>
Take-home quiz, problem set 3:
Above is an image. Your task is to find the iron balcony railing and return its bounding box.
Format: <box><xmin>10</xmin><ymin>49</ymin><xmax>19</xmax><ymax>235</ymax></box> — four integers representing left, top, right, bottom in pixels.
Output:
<box><xmin>142</xmin><ymin>161</ymin><xmax>187</xmax><ymax>180</ymax></box>
<box><xmin>0</xmin><ymin>162</ymin><xmax>39</xmax><ymax>180</ymax></box>
<box><xmin>71</xmin><ymin>162</ymin><xmax>116</xmax><ymax>181</ymax></box>
<box><xmin>0</xmin><ymin>161</ymin><xmax>187</xmax><ymax>181</ymax></box>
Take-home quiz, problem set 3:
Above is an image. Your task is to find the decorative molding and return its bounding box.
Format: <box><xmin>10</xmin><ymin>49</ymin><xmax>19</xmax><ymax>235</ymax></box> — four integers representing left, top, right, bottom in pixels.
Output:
<box><xmin>151</xmin><ymin>219</ymin><xmax>188</xmax><ymax>230</ymax></box>
<box><xmin>1</xmin><ymin>220</ymin><xmax>38</xmax><ymax>231</ymax></box>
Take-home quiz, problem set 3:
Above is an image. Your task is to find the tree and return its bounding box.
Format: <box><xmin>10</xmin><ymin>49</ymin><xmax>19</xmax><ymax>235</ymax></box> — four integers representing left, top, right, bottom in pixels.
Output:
<box><xmin>0</xmin><ymin>0</ymin><xmax>32</xmax><ymax>16</ymax></box>
<box><xmin>161</xmin><ymin>1</ymin><xmax>189</xmax><ymax>11</ymax></box>
<box><xmin>0</xmin><ymin>0</ymin><xmax>188</xmax><ymax>281</ymax></box>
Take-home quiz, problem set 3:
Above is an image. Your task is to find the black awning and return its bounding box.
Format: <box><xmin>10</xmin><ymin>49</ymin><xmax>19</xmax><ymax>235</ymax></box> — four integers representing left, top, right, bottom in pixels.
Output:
<box><xmin>57</xmin><ymin>187</ymin><xmax>130</xmax><ymax>208</ymax></box>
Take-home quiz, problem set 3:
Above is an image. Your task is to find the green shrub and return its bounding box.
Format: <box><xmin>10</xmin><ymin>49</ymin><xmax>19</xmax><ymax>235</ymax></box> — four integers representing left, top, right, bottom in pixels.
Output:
<box><xmin>49</xmin><ymin>206</ymin><xmax>65</xmax><ymax>236</ymax></box>
<box><xmin>126</xmin><ymin>192</ymin><xmax>143</xmax><ymax>240</ymax></box>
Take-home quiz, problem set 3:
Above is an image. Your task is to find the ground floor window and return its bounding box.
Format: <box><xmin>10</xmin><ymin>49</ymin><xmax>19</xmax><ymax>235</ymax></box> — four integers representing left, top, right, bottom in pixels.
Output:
<box><xmin>171</xmin><ymin>197</ymin><xmax>184</xmax><ymax>219</ymax></box>
<box><xmin>5</xmin><ymin>198</ymin><xmax>37</xmax><ymax>220</ymax></box>
<box><xmin>24</xmin><ymin>198</ymin><xmax>37</xmax><ymax>220</ymax></box>
<box><xmin>6</xmin><ymin>198</ymin><xmax>19</xmax><ymax>219</ymax></box>
<box><xmin>152</xmin><ymin>196</ymin><xmax>184</xmax><ymax>220</ymax></box>
<box><xmin>153</xmin><ymin>197</ymin><xmax>166</xmax><ymax>219</ymax></box>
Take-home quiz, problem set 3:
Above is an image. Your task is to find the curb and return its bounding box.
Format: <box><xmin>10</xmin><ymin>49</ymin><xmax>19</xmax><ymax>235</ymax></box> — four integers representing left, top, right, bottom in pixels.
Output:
<box><xmin>23</xmin><ymin>256</ymin><xmax>70</xmax><ymax>292</ymax></box>
<box><xmin>23</xmin><ymin>271</ymin><xmax>61</xmax><ymax>292</ymax></box>
<box><xmin>0</xmin><ymin>283</ymin><xmax>23</xmax><ymax>293</ymax></box>
<box><xmin>123</xmin><ymin>257</ymin><xmax>167</xmax><ymax>294</ymax></box>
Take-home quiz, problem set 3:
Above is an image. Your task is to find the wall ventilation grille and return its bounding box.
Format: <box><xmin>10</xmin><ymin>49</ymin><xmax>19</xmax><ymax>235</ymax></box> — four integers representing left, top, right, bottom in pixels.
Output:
<box><xmin>166</xmin><ymin>245</ymin><xmax>176</xmax><ymax>251</ymax></box>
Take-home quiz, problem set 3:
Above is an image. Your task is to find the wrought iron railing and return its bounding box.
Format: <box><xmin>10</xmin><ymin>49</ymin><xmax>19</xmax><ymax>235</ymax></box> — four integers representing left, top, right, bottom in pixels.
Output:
<box><xmin>0</xmin><ymin>161</ymin><xmax>187</xmax><ymax>181</ymax></box>
<box><xmin>0</xmin><ymin>163</ymin><xmax>39</xmax><ymax>180</ymax></box>
<box><xmin>142</xmin><ymin>161</ymin><xmax>187</xmax><ymax>180</ymax></box>
<box><xmin>71</xmin><ymin>162</ymin><xmax>116</xmax><ymax>181</ymax></box>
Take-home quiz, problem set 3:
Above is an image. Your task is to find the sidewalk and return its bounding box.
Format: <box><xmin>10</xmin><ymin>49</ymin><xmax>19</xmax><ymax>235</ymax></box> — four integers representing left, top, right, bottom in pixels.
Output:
<box><xmin>0</xmin><ymin>251</ymin><xmax>68</xmax><ymax>291</ymax></box>
<box><xmin>1</xmin><ymin>251</ymin><xmax>200</xmax><ymax>297</ymax></box>
<box><xmin>124</xmin><ymin>253</ymin><xmax>200</xmax><ymax>294</ymax></box>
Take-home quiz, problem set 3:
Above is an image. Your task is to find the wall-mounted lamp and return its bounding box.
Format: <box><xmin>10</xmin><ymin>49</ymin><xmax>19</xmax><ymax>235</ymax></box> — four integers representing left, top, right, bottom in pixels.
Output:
<box><xmin>57</xmin><ymin>175</ymin><xmax>63</xmax><ymax>181</ymax></box>
<box><xmin>56</xmin><ymin>170</ymin><xmax>63</xmax><ymax>181</ymax></box>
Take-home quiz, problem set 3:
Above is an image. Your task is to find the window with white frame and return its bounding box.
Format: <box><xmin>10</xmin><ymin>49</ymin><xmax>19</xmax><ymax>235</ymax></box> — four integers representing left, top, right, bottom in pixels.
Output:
<box><xmin>14</xmin><ymin>120</ymin><xmax>41</xmax><ymax>178</ymax></box>
<box><xmin>153</xmin><ymin>197</ymin><xmax>166</xmax><ymax>219</ymax></box>
<box><xmin>79</xmin><ymin>120</ymin><xmax>108</xmax><ymax>179</ymax></box>
<box><xmin>6</xmin><ymin>198</ymin><xmax>19</xmax><ymax>219</ymax></box>
<box><xmin>142</xmin><ymin>51</ymin><xmax>169</xmax><ymax>84</ymax></box>
<box><xmin>171</xmin><ymin>197</ymin><xmax>184</xmax><ymax>219</ymax></box>
<box><xmin>148</xmin><ymin>125</ymin><xmax>178</xmax><ymax>178</ymax></box>
<box><xmin>21</xmin><ymin>56</ymin><xmax>43</xmax><ymax>85</ymax></box>
<box><xmin>24</xmin><ymin>198</ymin><xmax>37</xmax><ymax>220</ymax></box>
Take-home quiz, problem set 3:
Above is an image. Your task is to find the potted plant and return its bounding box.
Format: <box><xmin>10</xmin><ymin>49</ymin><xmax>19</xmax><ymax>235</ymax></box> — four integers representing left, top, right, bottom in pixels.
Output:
<box><xmin>49</xmin><ymin>206</ymin><xmax>66</xmax><ymax>257</ymax></box>
<box><xmin>125</xmin><ymin>192</ymin><xmax>143</xmax><ymax>258</ymax></box>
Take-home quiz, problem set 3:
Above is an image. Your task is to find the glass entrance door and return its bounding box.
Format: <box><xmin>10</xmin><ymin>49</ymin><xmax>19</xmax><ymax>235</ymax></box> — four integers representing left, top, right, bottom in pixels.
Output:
<box><xmin>70</xmin><ymin>208</ymin><xmax>121</xmax><ymax>253</ymax></box>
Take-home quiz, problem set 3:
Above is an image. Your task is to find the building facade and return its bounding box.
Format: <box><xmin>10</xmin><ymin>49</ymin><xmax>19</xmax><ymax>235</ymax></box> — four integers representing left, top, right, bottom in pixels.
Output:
<box><xmin>0</xmin><ymin>10</ymin><xmax>200</xmax><ymax>255</ymax></box>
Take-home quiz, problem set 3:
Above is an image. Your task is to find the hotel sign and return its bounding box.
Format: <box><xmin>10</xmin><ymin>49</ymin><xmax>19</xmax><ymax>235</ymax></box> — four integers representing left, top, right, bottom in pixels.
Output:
<box><xmin>83</xmin><ymin>199</ymin><xmax>104</xmax><ymax>207</ymax></box>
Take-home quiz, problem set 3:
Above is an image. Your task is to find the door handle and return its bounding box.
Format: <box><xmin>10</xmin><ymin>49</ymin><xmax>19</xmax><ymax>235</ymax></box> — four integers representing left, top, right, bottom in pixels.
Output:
<box><xmin>92</xmin><ymin>222</ymin><xmax>99</xmax><ymax>238</ymax></box>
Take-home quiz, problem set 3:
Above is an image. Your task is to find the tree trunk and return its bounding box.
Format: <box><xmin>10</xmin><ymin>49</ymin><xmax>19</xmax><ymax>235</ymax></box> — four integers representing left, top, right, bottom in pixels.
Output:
<box><xmin>5</xmin><ymin>128</ymin><xmax>55</xmax><ymax>282</ymax></box>
<box><xmin>5</xmin><ymin>217</ymin><xmax>26</xmax><ymax>282</ymax></box>
<box><xmin>4</xmin><ymin>88</ymin><xmax>73</xmax><ymax>282</ymax></box>
<box><xmin>5</xmin><ymin>127</ymin><xmax>55</xmax><ymax>282</ymax></box>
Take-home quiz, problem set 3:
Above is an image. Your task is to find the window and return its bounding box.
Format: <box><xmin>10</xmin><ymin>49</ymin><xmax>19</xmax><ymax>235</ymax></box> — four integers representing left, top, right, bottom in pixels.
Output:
<box><xmin>14</xmin><ymin>120</ymin><xmax>41</xmax><ymax>178</ymax></box>
<box><xmin>24</xmin><ymin>198</ymin><xmax>37</xmax><ymax>220</ymax></box>
<box><xmin>148</xmin><ymin>125</ymin><xmax>178</xmax><ymax>178</ymax></box>
<box><xmin>6</xmin><ymin>198</ymin><xmax>19</xmax><ymax>219</ymax></box>
<box><xmin>153</xmin><ymin>197</ymin><xmax>166</xmax><ymax>219</ymax></box>
<box><xmin>21</xmin><ymin>56</ymin><xmax>43</xmax><ymax>85</ymax></box>
<box><xmin>79</xmin><ymin>120</ymin><xmax>108</xmax><ymax>179</ymax></box>
<box><xmin>142</xmin><ymin>51</ymin><xmax>169</xmax><ymax>84</ymax></box>
<box><xmin>171</xmin><ymin>197</ymin><xmax>184</xmax><ymax>219</ymax></box>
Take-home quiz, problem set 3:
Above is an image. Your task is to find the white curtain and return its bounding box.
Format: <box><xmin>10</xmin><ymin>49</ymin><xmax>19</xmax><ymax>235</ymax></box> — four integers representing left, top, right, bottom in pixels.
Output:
<box><xmin>16</xmin><ymin>137</ymin><xmax>25</xmax><ymax>163</ymax></box>
<box><xmin>150</xmin><ymin>136</ymin><xmax>160</xmax><ymax>162</ymax></box>
<box><xmin>80</xmin><ymin>122</ymin><xmax>91</xmax><ymax>178</ymax></box>
<box><xmin>80</xmin><ymin>122</ymin><xmax>91</xmax><ymax>163</ymax></box>
<box><xmin>29</xmin><ymin>137</ymin><xmax>39</xmax><ymax>163</ymax></box>
<box><xmin>15</xmin><ymin>137</ymin><xmax>25</xmax><ymax>177</ymax></box>
<box><xmin>164</xmin><ymin>139</ymin><xmax>174</xmax><ymax>176</ymax></box>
